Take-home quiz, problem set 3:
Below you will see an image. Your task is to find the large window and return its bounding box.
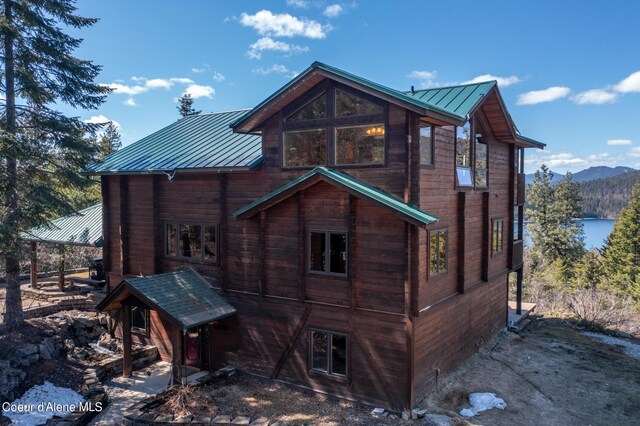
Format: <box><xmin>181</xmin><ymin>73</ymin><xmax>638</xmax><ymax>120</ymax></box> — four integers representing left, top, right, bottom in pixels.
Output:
<box><xmin>335</xmin><ymin>124</ymin><xmax>385</xmax><ymax>165</ymax></box>
<box><xmin>282</xmin><ymin>84</ymin><xmax>386</xmax><ymax>168</ymax></box>
<box><xmin>310</xmin><ymin>329</ymin><xmax>347</xmax><ymax>377</ymax></box>
<box><xmin>131</xmin><ymin>306</ymin><xmax>148</xmax><ymax>334</ymax></box>
<box><xmin>492</xmin><ymin>219</ymin><xmax>504</xmax><ymax>255</ymax></box>
<box><xmin>429</xmin><ymin>229</ymin><xmax>448</xmax><ymax>276</ymax></box>
<box><xmin>308</xmin><ymin>230</ymin><xmax>347</xmax><ymax>276</ymax></box>
<box><xmin>419</xmin><ymin>125</ymin><xmax>433</xmax><ymax>166</ymax></box>
<box><xmin>166</xmin><ymin>223</ymin><xmax>218</xmax><ymax>262</ymax></box>
<box><xmin>455</xmin><ymin>118</ymin><xmax>489</xmax><ymax>189</ymax></box>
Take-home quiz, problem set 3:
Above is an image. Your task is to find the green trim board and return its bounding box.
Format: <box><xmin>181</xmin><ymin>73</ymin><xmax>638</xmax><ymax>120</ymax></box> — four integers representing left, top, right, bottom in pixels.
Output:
<box><xmin>234</xmin><ymin>167</ymin><xmax>438</xmax><ymax>228</ymax></box>
<box><xmin>20</xmin><ymin>203</ymin><xmax>103</xmax><ymax>247</ymax></box>
<box><xmin>97</xmin><ymin>269</ymin><xmax>236</xmax><ymax>331</ymax></box>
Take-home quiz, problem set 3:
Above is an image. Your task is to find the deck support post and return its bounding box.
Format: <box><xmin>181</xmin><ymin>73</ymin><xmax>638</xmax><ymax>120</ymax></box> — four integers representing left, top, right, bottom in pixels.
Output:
<box><xmin>516</xmin><ymin>267</ymin><xmax>523</xmax><ymax>315</ymax></box>
<box><xmin>122</xmin><ymin>304</ymin><xmax>133</xmax><ymax>377</ymax></box>
<box><xmin>30</xmin><ymin>242</ymin><xmax>38</xmax><ymax>289</ymax></box>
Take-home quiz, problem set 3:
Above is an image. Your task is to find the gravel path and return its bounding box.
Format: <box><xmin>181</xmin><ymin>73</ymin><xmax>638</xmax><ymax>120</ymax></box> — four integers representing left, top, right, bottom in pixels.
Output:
<box><xmin>583</xmin><ymin>332</ymin><xmax>640</xmax><ymax>360</ymax></box>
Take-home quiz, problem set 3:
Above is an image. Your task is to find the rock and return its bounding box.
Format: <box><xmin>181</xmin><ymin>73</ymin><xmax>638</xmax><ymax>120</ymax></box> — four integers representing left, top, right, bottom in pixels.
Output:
<box><xmin>212</xmin><ymin>415</ymin><xmax>232</xmax><ymax>425</ymax></box>
<box><xmin>231</xmin><ymin>417</ymin><xmax>251</xmax><ymax>425</ymax></box>
<box><xmin>38</xmin><ymin>343</ymin><xmax>52</xmax><ymax>360</ymax></box>
<box><xmin>401</xmin><ymin>410</ymin><xmax>411</xmax><ymax>420</ymax></box>
<box><xmin>17</xmin><ymin>344</ymin><xmax>38</xmax><ymax>356</ymax></box>
<box><xmin>423</xmin><ymin>414</ymin><xmax>455</xmax><ymax>426</ymax></box>
<box><xmin>75</xmin><ymin>316</ymin><xmax>99</xmax><ymax>328</ymax></box>
<box><xmin>250</xmin><ymin>417</ymin><xmax>270</xmax><ymax>426</ymax></box>
<box><xmin>417</xmin><ymin>408</ymin><xmax>429</xmax><ymax>418</ymax></box>
<box><xmin>371</xmin><ymin>407</ymin><xmax>387</xmax><ymax>417</ymax></box>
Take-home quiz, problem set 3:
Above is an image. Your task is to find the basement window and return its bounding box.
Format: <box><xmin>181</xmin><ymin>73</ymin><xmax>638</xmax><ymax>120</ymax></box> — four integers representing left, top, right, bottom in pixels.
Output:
<box><xmin>308</xmin><ymin>231</ymin><xmax>347</xmax><ymax>276</ymax></box>
<box><xmin>310</xmin><ymin>329</ymin><xmax>347</xmax><ymax>377</ymax></box>
<box><xmin>131</xmin><ymin>306</ymin><xmax>148</xmax><ymax>334</ymax></box>
<box><xmin>429</xmin><ymin>229</ymin><xmax>448</xmax><ymax>276</ymax></box>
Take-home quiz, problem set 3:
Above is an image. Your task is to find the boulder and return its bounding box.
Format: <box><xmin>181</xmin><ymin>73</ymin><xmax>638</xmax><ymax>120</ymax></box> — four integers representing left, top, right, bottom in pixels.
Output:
<box><xmin>17</xmin><ymin>343</ymin><xmax>38</xmax><ymax>357</ymax></box>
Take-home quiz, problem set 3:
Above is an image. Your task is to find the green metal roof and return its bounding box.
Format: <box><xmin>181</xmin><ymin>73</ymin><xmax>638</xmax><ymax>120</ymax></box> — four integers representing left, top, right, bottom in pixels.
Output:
<box><xmin>21</xmin><ymin>204</ymin><xmax>103</xmax><ymax>247</ymax></box>
<box><xmin>404</xmin><ymin>81</ymin><xmax>497</xmax><ymax>121</ymax></box>
<box><xmin>98</xmin><ymin>270</ymin><xmax>236</xmax><ymax>331</ymax></box>
<box><xmin>87</xmin><ymin>110</ymin><xmax>262</xmax><ymax>175</ymax></box>
<box><xmin>234</xmin><ymin>167</ymin><xmax>438</xmax><ymax>227</ymax></box>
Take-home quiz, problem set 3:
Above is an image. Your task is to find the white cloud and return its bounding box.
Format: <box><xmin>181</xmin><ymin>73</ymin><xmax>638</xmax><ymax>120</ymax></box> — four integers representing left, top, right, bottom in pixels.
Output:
<box><xmin>184</xmin><ymin>84</ymin><xmax>215</xmax><ymax>99</ymax></box>
<box><xmin>247</xmin><ymin>37</ymin><xmax>309</xmax><ymax>59</ymax></box>
<box><xmin>571</xmin><ymin>89</ymin><xmax>618</xmax><ymax>105</ymax></box>
<box><xmin>286</xmin><ymin>0</ymin><xmax>309</xmax><ymax>7</ymax></box>
<box><xmin>239</xmin><ymin>10</ymin><xmax>330</xmax><ymax>39</ymax></box>
<box><xmin>407</xmin><ymin>70</ymin><xmax>438</xmax><ymax>88</ymax></box>
<box><xmin>123</xmin><ymin>98</ymin><xmax>137</xmax><ymax>107</ymax></box>
<box><xmin>524</xmin><ymin>148</ymin><xmax>640</xmax><ymax>173</ymax></box>
<box><xmin>253</xmin><ymin>64</ymin><xmax>290</xmax><ymax>75</ymax></box>
<box><xmin>191</xmin><ymin>67</ymin><xmax>208</xmax><ymax>74</ymax></box>
<box><xmin>212</xmin><ymin>72</ymin><xmax>225</xmax><ymax>82</ymax></box>
<box><xmin>613</xmin><ymin>71</ymin><xmax>640</xmax><ymax>93</ymax></box>
<box><xmin>145</xmin><ymin>78</ymin><xmax>172</xmax><ymax>89</ymax></box>
<box><xmin>324</xmin><ymin>4</ymin><xmax>343</xmax><ymax>17</ymax></box>
<box><xmin>516</xmin><ymin>86</ymin><xmax>570</xmax><ymax>105</ymax></box>
<box><xmin>629</xmin><ymin>147</ymin><xmax>640</xmax><ymax>158</ymax></box>
<box><xmin>607</xmin><ymin>139</ymin><xmax>633</xmax><ymax>146</ymax></box>
<box><xmin>104</xmin><ymin>83</ymin><xmax>146</xmax><ymax>96</ymax></box>
<box><xmin>170</xmin><ymin>77</ymin><xmax>194</xmax><ymax>84</ymax></box>
<box><xmin>462</xmin><ymin>74</ymin><xmax>522</xmax><ymax>87</ymax></box>
<box><xmin>84</xmin><ymin>115</ymin><xmax>120</xmax><ymax>129</ymax></box>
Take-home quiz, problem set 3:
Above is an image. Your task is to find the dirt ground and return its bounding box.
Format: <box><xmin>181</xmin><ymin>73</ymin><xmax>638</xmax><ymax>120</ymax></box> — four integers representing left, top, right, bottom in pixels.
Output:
<box><xmin>420</xmin><ymin>315</ymin><xmax>640</xmax><ymax>426</ymax></box>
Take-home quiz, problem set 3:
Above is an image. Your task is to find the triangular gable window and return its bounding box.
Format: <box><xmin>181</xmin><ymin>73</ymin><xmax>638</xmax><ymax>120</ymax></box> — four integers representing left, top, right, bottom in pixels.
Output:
<box><xmin>286</xmin><ymin>92</ymin><xmax>327</xmax><ymax>122</ymax></box>
<box><xmin>335</xmin><ymin>89</ymin><xmax>383</xmax><ymax>117</ymax></box>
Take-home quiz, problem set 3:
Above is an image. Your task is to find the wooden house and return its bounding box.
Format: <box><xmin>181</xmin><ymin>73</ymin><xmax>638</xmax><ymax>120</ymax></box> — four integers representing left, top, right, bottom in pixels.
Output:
<box><xmin>95</xmin><ymin>62</ymin><xmax>543</xmax><ymax>410</ymax></box>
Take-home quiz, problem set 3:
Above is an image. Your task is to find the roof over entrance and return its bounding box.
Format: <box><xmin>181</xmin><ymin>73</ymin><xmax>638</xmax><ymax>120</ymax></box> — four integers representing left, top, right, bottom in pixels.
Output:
<box><xmin>97</xmin><ymin>270</ymin><xmax>236</xmax><ymax>331</ymax></box>
<box><xmin>20</xmin><ymin>203</ymin><xmax>103</xmax><ymax>247</ymax></box>
<box><xmin>234</xmin><ymin>167</ymin><xmax>438</xmax><ymax>228</ymax></box>
<box><xmin>86</xmin><ymin>110</ymin><xmax>263</xmax><ymax>175</ymax></box>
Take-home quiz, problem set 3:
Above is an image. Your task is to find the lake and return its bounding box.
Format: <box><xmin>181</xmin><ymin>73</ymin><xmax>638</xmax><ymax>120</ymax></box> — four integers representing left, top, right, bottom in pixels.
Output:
<box><xmin>524</xmin><ymin>219</ymin><xmax>615</xmax><ymax>249</ymax></box>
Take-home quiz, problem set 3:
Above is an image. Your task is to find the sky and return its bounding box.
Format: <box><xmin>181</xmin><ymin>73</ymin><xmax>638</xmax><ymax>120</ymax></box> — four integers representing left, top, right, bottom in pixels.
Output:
<box><xmin>66</xmin><ymin>0</ymin><xmax>640</xmax><ymax>174</ymax></box>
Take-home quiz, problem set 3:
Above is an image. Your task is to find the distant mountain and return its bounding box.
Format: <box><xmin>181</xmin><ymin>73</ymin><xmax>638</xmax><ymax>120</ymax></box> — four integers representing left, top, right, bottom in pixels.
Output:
<box><xmin>525</xmin><ymin>166</ymin><xmax>637</xmax><ymax>185</ymax></box>
<box><xmin>580</xmin><ymin>170</ymin><xmax>640</xmax><ymax>218</ymax></box>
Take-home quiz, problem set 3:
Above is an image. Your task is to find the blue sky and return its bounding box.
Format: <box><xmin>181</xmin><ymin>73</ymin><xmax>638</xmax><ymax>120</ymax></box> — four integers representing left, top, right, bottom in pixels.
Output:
<box><xmin>69</xmin><ymin>0</ymin><xmax>640</xmax><ymax>174</ymax></box>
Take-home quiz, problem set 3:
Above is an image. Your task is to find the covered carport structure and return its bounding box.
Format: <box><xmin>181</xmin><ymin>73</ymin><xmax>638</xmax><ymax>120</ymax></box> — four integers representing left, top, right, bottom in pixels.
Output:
<box><xmin>20</xmin><ymin>204</ymin><xmax>103</xmax><ymax>290</ymax></box>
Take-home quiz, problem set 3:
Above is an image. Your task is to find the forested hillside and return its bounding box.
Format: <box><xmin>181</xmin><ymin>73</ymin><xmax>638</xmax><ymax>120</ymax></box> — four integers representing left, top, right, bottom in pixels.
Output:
<box><xmin>580</xmin><ymin>170</ymin><xmax>640</xmax><ymax>218</ymax></box>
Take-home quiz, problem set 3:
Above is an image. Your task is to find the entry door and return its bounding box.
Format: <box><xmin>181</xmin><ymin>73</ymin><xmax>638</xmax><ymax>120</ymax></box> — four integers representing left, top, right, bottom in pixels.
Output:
<box><xmin>184</xmin><ymin>328</ymin><xmax>200</xmax><ymax>368</ymax></box>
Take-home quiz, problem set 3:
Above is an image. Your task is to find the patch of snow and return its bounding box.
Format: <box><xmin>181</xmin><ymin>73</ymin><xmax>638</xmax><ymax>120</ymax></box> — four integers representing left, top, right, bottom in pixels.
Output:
<box><xmin>459</xmin><ymin>392</ymin><xmax>507</xmax><ymax>417</ymax></box>
<box><xmin>583</xmin><ymin>332</ymin><xmax>640</xmax><ymax>360</ymax></box>
<box><xmin>3</xmin><ymin>381</ymin><xmax>84</xmax><ymax>426</ymax></box>
<box><xmin>89</xmin><ymin>343</ymin><xmax>116</xmax><ymax>355</ymax></box>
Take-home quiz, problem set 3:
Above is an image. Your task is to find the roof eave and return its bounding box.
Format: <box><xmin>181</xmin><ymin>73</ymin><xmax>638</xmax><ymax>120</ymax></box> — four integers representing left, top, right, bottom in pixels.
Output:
<box><xmin>515</xmin><ymin>135</ymin><xmax>546</xmax><ymax>149</ymax></box>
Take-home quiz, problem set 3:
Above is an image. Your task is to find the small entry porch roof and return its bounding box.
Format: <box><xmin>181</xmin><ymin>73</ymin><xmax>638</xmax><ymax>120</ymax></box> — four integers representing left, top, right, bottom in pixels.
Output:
<box><xmin>97</xmin><ymin>269</ymin><xmax>236</xmax><ymax>332</ymax></box>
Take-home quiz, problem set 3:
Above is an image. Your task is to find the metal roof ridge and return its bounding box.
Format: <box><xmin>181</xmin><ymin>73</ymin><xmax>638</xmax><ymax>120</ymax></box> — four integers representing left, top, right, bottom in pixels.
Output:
<box><xmin>406</xmin><ymin>80</ymin><xmax>497</xmax><ymax>93</ymax></box>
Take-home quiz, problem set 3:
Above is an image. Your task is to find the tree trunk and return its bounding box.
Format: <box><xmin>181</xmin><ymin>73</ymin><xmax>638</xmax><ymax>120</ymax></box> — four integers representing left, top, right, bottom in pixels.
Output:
<box><xmin>2</xmin><ymin>0</ymin><xmax>24</xmax><ymax>328</ymax></box>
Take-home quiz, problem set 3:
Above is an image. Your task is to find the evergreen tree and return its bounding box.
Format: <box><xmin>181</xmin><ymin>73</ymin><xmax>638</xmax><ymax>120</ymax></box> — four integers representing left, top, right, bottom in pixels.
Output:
<box><xmin>601</xmin><ymin>181</ymin><xmax>640</xmax><ymax>300</ymax></box>
<box><xmin>0</xmin><ymin>0</ymin><xmax>108</xmax><ymax>328</ymax></box>
<box><xmin>526</xmin><ymin>165</ymin><xmax>584</xmax><ymax>278</ymax></box>
<box><xmin>99</xmin><ymin>122</ymin><xmax>122</xmax><ymax>158</ymax></box>
<box><xmin>177</xmin><ymin>93</ymin><xmax>201</xmax><ymax>117</ymax></box>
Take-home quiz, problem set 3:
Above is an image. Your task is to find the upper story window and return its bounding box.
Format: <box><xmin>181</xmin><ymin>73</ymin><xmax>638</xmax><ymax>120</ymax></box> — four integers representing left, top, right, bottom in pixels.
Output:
<box><xmin>308</xmin><ymin>230</ymin><xmax>347</xmax><ymax>276</ymax></box>
<box><xmin>492</xmin><ymin>219</ymin><xmax>504</xmax><ymax>254</ymax></box>
<box><xmin>165</xmin><ymin>223</ymin><xmax>218</xmax><ymax>263</ymax></box>
<box><xmin>282</xmin><ymin>84</ymin><xmax>386</xmax><ymax>168</ymax></box>
<box><xmin>429</xmin><ymin>228</ymin><xmax>448</xmax><ymax>277</ymax></box>
<box><xmin>455</xmin><ymin>118</ymin><xmax>489</xmax><ymax>189</ymax></box>
<box><xmin>419</xmin><ymin>124</ymin><xmax>433</xmax><ymax>166</ymax></box>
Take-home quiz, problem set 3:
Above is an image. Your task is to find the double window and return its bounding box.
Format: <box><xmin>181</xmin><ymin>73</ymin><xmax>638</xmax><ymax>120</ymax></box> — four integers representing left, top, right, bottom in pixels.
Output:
<box><xmin>429</xmin><ymin>228</ymin><xmax>448</xmax><ymax>276</ymax></box>
<box><xmin>455</xmin><ymin>119</ymin><xmax>488</xmax><ymax>188</ymax></box>
<box><xmin>310</xmin><ymin>329</ymin><xmax>347</xmax><ymax>377</ymax></box>
<box><xmin>165</xmin><ymin>223</ymin><xmax>218</xmax><ymax>263</ymax></box>
<box><xmin>308</xmin><ymin>230</ymin><xmax>347</xmax><ymax>276</ymax></box>
<box><xmin>283</xmin><ymin>84</ymin><xmax>386</xmax><ymax>168</ymax></box>
<box><xmin>492</xmin><ymin>219</ymin><xmax>504</xmax><ymax>254</ymax></box>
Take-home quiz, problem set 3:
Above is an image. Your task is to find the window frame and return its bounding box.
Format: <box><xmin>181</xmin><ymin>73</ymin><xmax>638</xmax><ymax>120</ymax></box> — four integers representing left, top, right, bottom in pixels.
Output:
<box><xmin>281</xmin><ymin>81</ymin><xmax>388</xmax><ymax>169</ymax></box>
<box><xmin>307</xmin><ymin>229</ymin><xmax>348</xmax><ymax>277</ymax></box>
<box><xmin>130</xmin><ymin>305</ymin><xmax>149</xmax><ymax>336</ymax></box>
<box><xmin>334</xmin><ymin>122</ymin><xmax>386</xmax><ymax>166</ymax></box>
<box><xmin>308</xmin><ymin>328</ymin><xmax>348</xmax><ymax>379</ymax></box>
<box><xmin>164</xmin><ymin>222</ymin><xmax>220</xmax><ymax>264</ymax></box>
<box><xmin>428</xmin><ymin>228</ymin><xmax>448</xmax><ymax>277</ymax></box>
<box><xmin>419</xmin><ymin>123</ymin><xmax>435</xmax><ymax>168</ymax></box>
<box><xmin>492</xmin><ymin>218</ymin><xmax>504</xmax><ymax>255</ymax></box>
<box><xmin>454</xmin><ymin>117</ymin><xmax>490</xmax><ymax>190</ymax></box>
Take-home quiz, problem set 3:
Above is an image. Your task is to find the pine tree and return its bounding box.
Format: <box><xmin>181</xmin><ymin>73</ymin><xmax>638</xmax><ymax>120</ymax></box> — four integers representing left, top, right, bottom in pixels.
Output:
<box><xmin>177</xmin><ymin>93</ymin><xmax>201</xmax><ymax>117</ymax></box>
<box><xmin>0</xmin><ymin>0</ymin><xmax>108</xmax><ymax>328</ymax></box>
<box><xmin>526</xmin><ymin>165</ymin><xmax>584</xmax><ymax>278</ymax></box>
<box><xmin>99</xmin><ymin>122</ymin><xmax>122</xmax><ymax>158</ymax></box>
<box><xmin>601</xmin><ymin>181</ymin><xmax>640</xmax><ymax>300</ymax></box>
